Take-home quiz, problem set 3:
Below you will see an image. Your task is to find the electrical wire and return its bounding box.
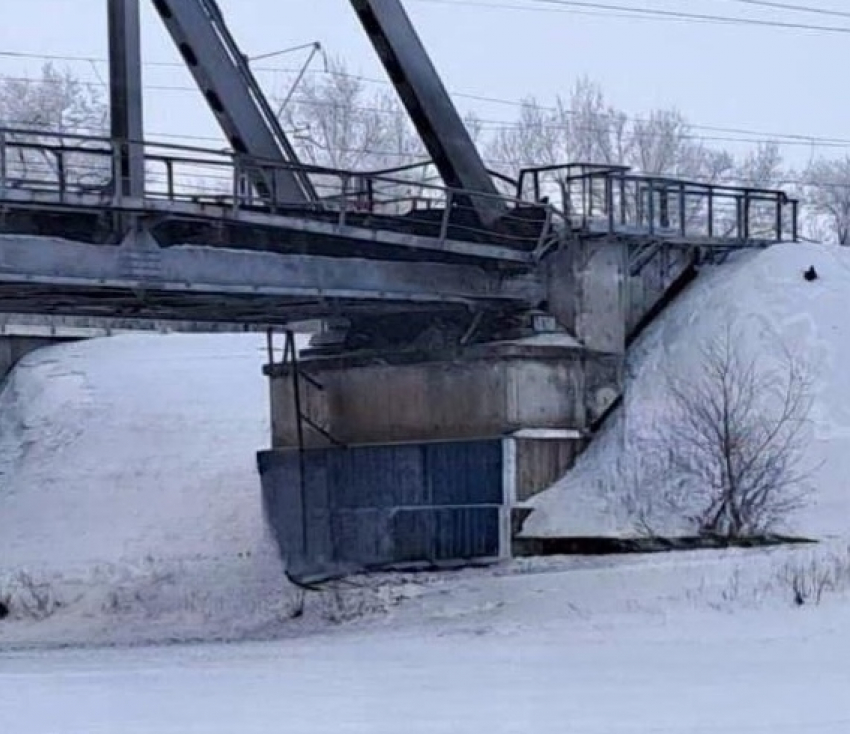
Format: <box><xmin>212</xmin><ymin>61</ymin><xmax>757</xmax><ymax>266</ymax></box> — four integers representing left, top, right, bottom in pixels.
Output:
<box><xmin>1</xmin><ymin>60</ymin><xmax>848</xmax><ymax>154</ymax></box>
<box><xmin>411</xmin><ymin>0</ymin><xmax>850</xmax><ymax>33</ymax></box>
<box><xmin>719</xmin><ymin>0</ymin><xmax>850</xmax><ymax>21</ymax></box>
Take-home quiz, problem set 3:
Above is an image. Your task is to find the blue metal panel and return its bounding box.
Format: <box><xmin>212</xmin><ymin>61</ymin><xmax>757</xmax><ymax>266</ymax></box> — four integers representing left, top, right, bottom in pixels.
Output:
<box><xmin>258</xmin><ymin>438</ymin><xmax>505</xmax><ymax>582</ymax></box>
<box><xmin>425</xmin><ymin>440</ymin><xmax>503</xmax><ymax>505</ymax></box>
<box><xmin>328</xmin><ymin>444</ymin><xmax>426</xmax><ymax>509</ymax></box>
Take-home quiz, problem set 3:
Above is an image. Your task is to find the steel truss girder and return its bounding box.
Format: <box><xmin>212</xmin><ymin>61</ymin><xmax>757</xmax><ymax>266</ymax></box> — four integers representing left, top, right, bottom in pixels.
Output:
<box><xmin>0</xmin><ymin>236</ymin><xmax>542</xmax><ymax>317</ymax></box>
<box><xmin>350</xmin><ymin>0</ymin><xmax>505</xmax><ymax>226</ymax></box>
<box><xmin>150</xmin><ymin>0</ymin><xmax>317</xmax><ymax>204</ymax></box>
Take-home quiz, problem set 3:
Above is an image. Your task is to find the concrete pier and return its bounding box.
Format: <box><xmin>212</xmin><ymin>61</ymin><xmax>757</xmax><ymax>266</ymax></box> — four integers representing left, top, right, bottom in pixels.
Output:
<box><xmin>259</xmin><ymin>333</ymin><xmax>621</xmax><ymax>578</ymax></box>
<box><xmin>258</xmin><ymin>236</ymin><xmax>701</xmax><ymax>579</ymax></box>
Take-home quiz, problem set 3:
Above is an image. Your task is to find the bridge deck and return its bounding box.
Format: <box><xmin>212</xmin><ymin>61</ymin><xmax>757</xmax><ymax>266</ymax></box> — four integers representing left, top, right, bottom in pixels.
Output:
<box><xmin>0</xmin><ymin>129</ymin><xmax>798</xmax><ymax>328</ymax></box>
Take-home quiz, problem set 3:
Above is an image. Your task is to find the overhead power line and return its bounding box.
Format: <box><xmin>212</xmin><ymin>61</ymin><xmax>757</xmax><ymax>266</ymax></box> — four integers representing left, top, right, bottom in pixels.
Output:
<box><xmin>719</xmin><ymin>0</ymin><xmax>850</xmax><ymax>20</ymax></box>
<box><xmin>412</xmin><ymin>0</ymin><xmax>850</xmax><ymax>33</ymax></box>
<box><xmin>0</xmin><ymin>50</ymin><xmax>848</xmax><ymax>152</ymax></box>
<box><xmin>4</xmin><ymin>70</ymin><xmax>850</xmax><ymax>153</ymax></box>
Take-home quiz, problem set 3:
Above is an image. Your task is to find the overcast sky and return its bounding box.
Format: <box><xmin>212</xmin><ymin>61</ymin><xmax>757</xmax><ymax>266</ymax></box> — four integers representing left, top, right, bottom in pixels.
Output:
<box><xmin>1</xmin><ymin>0</ymin><xmax>848</xmax><ymax>168</ymax></box>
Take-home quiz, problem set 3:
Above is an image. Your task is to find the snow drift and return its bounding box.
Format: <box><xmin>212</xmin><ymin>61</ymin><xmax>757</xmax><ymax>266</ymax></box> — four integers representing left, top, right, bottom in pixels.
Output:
<box><xmin>0</xmin><ymin>334</ymin><xmax>298</xmax><ymax>643</ymax></box>
<box><xmin>526</xmin><ymin>242</ymin><xmax>850</xmax><ymax>540</ymax></box>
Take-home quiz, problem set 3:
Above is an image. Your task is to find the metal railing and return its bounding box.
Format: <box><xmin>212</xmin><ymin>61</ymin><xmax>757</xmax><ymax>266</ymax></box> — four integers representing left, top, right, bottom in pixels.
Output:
<box><xmin>517</xmin><ymin>162</ymin><xmax>799</xmax><ymax>244</ymax></box>
<box><xmin>0</xmin><ymin>127</ymin><xmax>564</xmax><ymax>256</ymax></box>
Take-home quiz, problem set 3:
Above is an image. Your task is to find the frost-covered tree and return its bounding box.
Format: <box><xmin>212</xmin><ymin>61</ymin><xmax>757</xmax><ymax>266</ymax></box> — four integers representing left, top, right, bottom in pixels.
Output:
<box><xmin>486</xmin><ymin>78</ymin><xmax>629</xmax><ymax>174</ymax></box>
<box><xmin>735</xmin><ymin>142</ymin><xmax>784</xmax><ymax>190</ymax></box>
<box><xmin>0</xmin><ymin>63</ymin><xmax>108</xmax><ymax>188</ymax></box>
<box><xmin>803</xmin><ymin>157</ymin><xmax>850</xmax><ymax>245</ymax></box>
<box><xmin>485</xmin><ymin>79</ymin><xmax>732</xmax><ymax>181</ymax></box>
<box><xmin>280</xmin><ymin>65</ymin><xmax>421</xmax><ymax>172</ymax></box>
<box><xmin>276</xmin><ymin>58</ymin><xmax>431</xmax><ymax>210</ymax></box>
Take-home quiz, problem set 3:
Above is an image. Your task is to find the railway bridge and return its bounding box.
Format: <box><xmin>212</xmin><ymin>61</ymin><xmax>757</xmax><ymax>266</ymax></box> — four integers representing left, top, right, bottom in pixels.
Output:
<box><xmin>0</xmin><ymin>0</ymin><xmax>799</xmax><ymax>581</ymax></box>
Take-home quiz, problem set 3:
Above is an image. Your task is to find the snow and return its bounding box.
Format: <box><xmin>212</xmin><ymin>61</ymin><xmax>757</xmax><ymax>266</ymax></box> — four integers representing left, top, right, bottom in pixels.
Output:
<box><xmin>4</xmin><ymin>243</ymin><xmax>850</xmax><ymax>732</ymax></box>
<box><xmin>3</xmin><ymin>547</ymin><xmax>850</xmax><ymax>733</ymax></box>
<box><xmin>526</xmin><ymin>242</ymin><xmax>850</xmax><ymax>539</ymax></box>
<box><xmin>0</xmin><ymin>334</ymin><xmax>300</xmax><ymax>645</ymax></box>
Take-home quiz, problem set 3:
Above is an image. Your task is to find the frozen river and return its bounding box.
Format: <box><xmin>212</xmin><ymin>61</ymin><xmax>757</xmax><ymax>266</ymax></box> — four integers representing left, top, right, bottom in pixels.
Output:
<box><xmin>3</xmin><ymin>603</ymin><xmax>848</xmax><ymax>734</ymax></box>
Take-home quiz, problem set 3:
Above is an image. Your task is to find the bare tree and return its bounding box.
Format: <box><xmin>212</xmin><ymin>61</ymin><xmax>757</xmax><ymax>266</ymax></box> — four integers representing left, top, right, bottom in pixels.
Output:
<box><xmin>485</xmin><ymin>78</ymin><xmax>629</xmax><ymax>174</ymax></box>
<box><xmin>276</xmin><ymin>58</ymin><xmax>431</xmax><ymax>210</ymax></box>
<box><xmin>485</xmin><ymin>80</ymin><xmax>733</xmax><ymax>179</ymax></box>
<box><xmin>803</xmin><ymin>157</ymin><xmax>850</xmax><ymax>245</ymax></box>
<box><xmin>654</xmin><ymin>323</ymin><xmax>813</xmax><ymax>537</ymax></box>
<box><xmin>277</xmin><ymin>57</ymin><xmax>427</xmax><ymax>171</ymax></box>
<box><xmin>735</xmin><ymin>142</ymin><xmax>784</xmax><ymax>190</ymax></box>
<box><xmin>722</xmin><ymin>142</ymin><xmax>788</xmax><ymax>238</ymax></box>
<box><xmin>0</xmin><ymin>63</ymin><xmax>108</xmax><ymax>188</ymax></box>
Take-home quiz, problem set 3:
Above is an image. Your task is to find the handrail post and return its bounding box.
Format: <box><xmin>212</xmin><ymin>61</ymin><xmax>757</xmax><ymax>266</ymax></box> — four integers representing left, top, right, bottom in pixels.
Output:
<box><xmin>0</xmin><ymin>130</ymin><xmax>6</xmax><ymax>199</ymax></box>
<box><xmin>707</xmin><ymin>187</ymin><xmax>714</xmax><ymax>239</ymax></box>
<box><xmin>266</xmin><ymin>327</ymin><xmax>275</xmax><ymax>366</ymax></box>
<box><xmin>678</xmin><ymin>183</ymin><xmax>686</xmax><ymax>237</ymax></box>
<box><xmin>735</xmin><ymin>197</ymin><xmax>743</xmax><ymax>241</ymax></box>
<box><xmin>537</xmin><ymin>204</ymin><xmax>554</xmax><ymax>252</ymax></box>
<box><xmin>792</xmin><ymin>200</ymin><xmax>799</xmax><ymax>242</ymax></box>
<box><xmin>635</xmin><ymin>181</ymin><xmax>643</xmax><ymax>227</ymax></box>
<box><xmin>743</xmin><ymin>191</ymin><xmax>751</xmax><ymax>241</ymax></box>
<box><xmin>439</xmin><ymin>189</ymin><xmax>453</xmax><ymax>242</ymax></box>
<box><xmin>605</xmin><ymin>174</ymin><xmax>614</xmax><ymax>234</ymax></box>
<box><xmin>338</xmin><ymin>174</ymin><xmax>349</xmax><ymax>227</ymax></box>
<box><xmin>775</xmin><ymin>195</ymin><xmax>783</xmax><ymax>241</ymax></box>
<box><xmin>270</xmin><ymin>163</ymin><xmax>279</xmax><ymax>215</ymax></box>
<box><xmin>166</xmin><ymin>159</ymin><xmax>175</xmax><ymax>201</ymax></box>
<box><xmin>55</xmin><ymin>150</ymin><xmax>66</xmax><ymax>199</ymax></box>
<box><xmin>658</xmin><ymin>184</ymin><xmax>669</xmax><ymax>229</ymax></box>
<box><xmin>619</xmin><ymin>174</ymin><xmax>626</xmax><ymax>226</ymax></box>
<box><xmin>111</xmin><ymin>140</ymin><xmax>123</xmax><ymax>208</ymax></box>
<box><xmin>231</xmin><ymin>157</ymin><xmax>240</xmax><ymax>215</ymax></box>
<box><xmin>647</xmin><ymin>180</ymin><xmax>655</xmax><ymax>235</ymax></box>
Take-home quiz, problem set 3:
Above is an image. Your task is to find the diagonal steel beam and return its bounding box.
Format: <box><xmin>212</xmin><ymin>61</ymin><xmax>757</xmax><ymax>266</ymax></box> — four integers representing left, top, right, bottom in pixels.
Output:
<box><xmin>350</xmin><ymin>0</ymin><xmax>505</xmax><ymax>226</ymax></box>
<box><xmin>150</xmin><ymin>0</ymin><xmax>317</xmax><ymax>204</ymax></box>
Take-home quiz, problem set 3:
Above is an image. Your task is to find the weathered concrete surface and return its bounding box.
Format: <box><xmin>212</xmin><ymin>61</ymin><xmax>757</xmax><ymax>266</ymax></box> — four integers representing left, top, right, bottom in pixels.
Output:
<box><xmin>545</xmin><ymin>239</ymin><xmax>627</xmax><ymax>355</ymax></box>
<box><xmin>626</xmin><ymin>245</ymin><xmax>696</xmax><ymax>335</ymax></box>
<box><xmin>266</xmin><ymin>341</ymin><xmax>619</xmax><ymax>449</ymax></box>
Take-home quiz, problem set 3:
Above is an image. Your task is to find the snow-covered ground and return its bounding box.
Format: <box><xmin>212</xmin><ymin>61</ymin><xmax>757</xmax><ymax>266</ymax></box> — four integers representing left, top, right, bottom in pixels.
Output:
<box><xmin>0</xmin><ymin>334</ymin><xmax>300</xmax><ymax>645</ymax></box>
<box><xmin>527</xmin><ymin>242</ymin><xmax>850</xmax><ymax>539</ymax></box>
<box><xmin>3</xmin><ymin>547</ymin><xmax>850</xmax><ymax>733</ymax></box>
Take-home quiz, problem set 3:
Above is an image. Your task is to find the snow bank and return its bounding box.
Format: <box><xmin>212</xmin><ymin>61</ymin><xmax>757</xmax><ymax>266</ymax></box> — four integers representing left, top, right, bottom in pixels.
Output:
<box><xmin>0</xmin><ymin>334</ymin><xmax>299</xmax><ymax>644</ymax></box>
<box><xmin>526</xmin><ymin>242</ymin><xmax>850</xmax><ymax>539</ymax></box>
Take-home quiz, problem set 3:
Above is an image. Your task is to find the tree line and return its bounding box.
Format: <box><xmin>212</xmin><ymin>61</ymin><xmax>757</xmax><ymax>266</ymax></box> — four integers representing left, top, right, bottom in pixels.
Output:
<box><xmin>2</xmin><ymin>61</ymin><xmax>849</xmax><ymax>244</ymax></box>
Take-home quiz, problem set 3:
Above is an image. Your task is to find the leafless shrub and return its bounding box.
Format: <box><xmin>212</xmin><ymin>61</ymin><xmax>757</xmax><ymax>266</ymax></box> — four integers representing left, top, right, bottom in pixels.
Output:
<box><xmin>654</xmin><ymin>323</ymin><xmax>814</xmax><ymax>538</ymax></box>
<box><xmin>0</xmin><ymin>570</ymin><xmax>60</xmax><ymax>620</ymax></box>
<box><xmin>779</xmin><ymin>548</ymin><xmax>850</xmax><ymax>606</ymax></box>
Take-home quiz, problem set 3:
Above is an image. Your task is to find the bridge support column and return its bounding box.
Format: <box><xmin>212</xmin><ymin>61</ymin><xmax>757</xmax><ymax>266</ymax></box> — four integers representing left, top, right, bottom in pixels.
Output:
<box><xmin>259</xmin><ymin>338</ymin><xmax>621</xmax><ymax>580</ymax></box>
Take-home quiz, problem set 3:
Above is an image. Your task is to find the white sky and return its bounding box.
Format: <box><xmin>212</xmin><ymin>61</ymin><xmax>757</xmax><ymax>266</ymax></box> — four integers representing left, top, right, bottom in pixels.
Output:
<box><xmin>0</xmin><ymin>0</ymin><xmax>848</xmax><ymax>169</ymax></box>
